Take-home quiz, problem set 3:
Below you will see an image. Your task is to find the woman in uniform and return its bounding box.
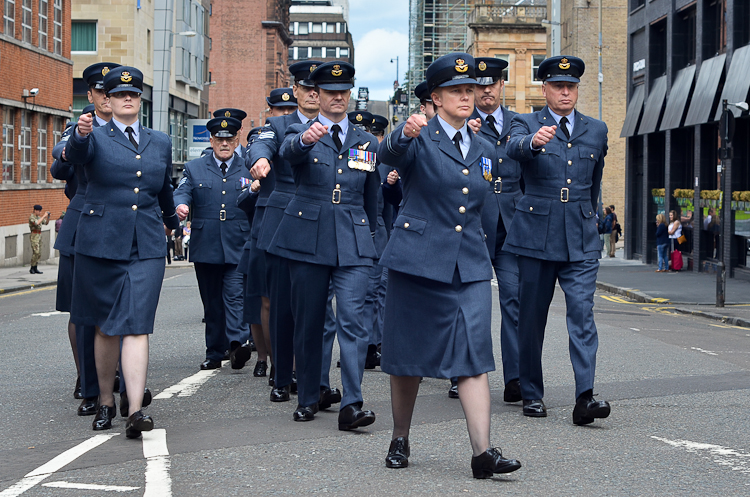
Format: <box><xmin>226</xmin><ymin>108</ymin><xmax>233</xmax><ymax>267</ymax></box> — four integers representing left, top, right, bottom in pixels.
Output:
<box><xmin>65</xmin><ymin>66</ymin><xmax>179</xmax><ymax>439</ymax></box>
<box><xmin>377</xmin><ymin>53</ymin><xmax>522</xmax><ymax>479</ymax></box>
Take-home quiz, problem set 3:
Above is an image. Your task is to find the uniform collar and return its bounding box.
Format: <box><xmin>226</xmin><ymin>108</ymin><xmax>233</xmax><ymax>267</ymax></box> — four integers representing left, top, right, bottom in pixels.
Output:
<box><xmin>111</xmin><ymin>117</ymin><xmax>140</xmax><ymax>142</ymax></box>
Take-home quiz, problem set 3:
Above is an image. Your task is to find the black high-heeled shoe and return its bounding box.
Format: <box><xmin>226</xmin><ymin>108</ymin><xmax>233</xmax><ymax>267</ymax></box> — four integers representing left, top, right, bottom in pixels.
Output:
<box><xmin>253</xmin><ymin>360</ymin><xmax>268</xmax><ymax>377</ymax></box>
<box><xmin>385</xmin><ymin>437</ymin><xmax>409</xmax><ymax>468</ymax></box>
<box><xmin>471</xmin><ymin>447</ymin><xmax>521</xmax><ymax>479</ymax></box>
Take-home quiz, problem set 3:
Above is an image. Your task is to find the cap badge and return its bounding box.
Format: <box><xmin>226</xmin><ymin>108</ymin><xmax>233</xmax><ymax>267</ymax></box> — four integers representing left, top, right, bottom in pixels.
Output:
<box><xmin>102</xmin><ymin>66</ymin><xmax>110</xmax><ymax>76</ymax></box>
<box><xmin>224</xmin><ymin>111</ymin><xmax>231</xmax><ymax>118</ymax></box>
<box><xmin>332</xmin><ymin>65</ymin><xmax>343</xmax><ymax>77</ymax></box>
<box><xmin>282</xmin><ymin>92</ymin><xmax>290</xmax><ymax>101</ymax></box>
<box><xmin>356</xmin><ymin>114</ymin><xmax>363</xmax><ymax>122</ymax></box>
<box><xmin>478</xmin><ymin>61</ymin><xmax>487</xmax><ymax>71</ymax></box>
<box><xmin>120</xmin><ymin>71</ymin><xmax>132</xmax><ymax>83</ymax></box>
<box><xmin>221</xmin><ymin>120</ymin><xmax>228</xmax><ymax>128</ymax></box>
<box><xmin>309</xmin><ymin>64</ymin><xmax>317</xmax><ymax>72</ymax></box>
<box><xmin>455</xmin><ymin>59</ymin><xmax>468</xmax><ymax>73</ymax></box>
<box><xmin>559</xmin><ymin>58</ymin><xmax>571</xmax><ymax>70</ymax></box>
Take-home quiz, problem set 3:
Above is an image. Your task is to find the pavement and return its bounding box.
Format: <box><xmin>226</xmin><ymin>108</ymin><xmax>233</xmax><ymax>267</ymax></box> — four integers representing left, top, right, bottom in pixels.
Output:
<box><xmin>2</xmin><ymin>248</ymin><xmax>749</xmax><ymax>327</ymax></box>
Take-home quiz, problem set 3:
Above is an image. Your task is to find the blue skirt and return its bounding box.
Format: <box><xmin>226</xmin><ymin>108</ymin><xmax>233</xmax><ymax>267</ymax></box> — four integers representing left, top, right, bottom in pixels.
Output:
<box><xmin>381</xmin><ymin>269</ymin><xmax>495</xmax><ymax>379</ymax></box>
<box><xmin>244</xmin><ymin>241</ymin><xmax>269</xmax><ymax>298</ymax></box>
<box><xmin>70</xmin><ymin>244</ymin><xmax>165</xmax><ymax>336</ymax></box>
<box><xmin>55</xmin><ymin>253</ymin><xmax>74</xmax><ymax>312</ymax></box>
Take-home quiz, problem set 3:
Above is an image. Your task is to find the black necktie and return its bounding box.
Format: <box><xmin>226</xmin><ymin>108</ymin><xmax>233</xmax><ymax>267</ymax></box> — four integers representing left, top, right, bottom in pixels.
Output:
<box><xmin>453</xmin><ymin>131</ymin><xmax>463</xmax><ymax>158</ymax></box>
<box><xmin>220</xmin><ymin>162</ymin><xmax>228</xmax><ymax>176</ymax></box>
<box><xmin>331</xmin><ymin>124</ymin><xmax>343</xmax><ymax>151</ymax></box>
<box><xmin>486</xmin><ymin>115</ymin><xmax>499</xmax><ymax>136</ymax></box>
<box><xmin>125</xmin><ymin>126</ymin><xmax>138</xmax><ymax>149</ymax></box>
<box><xmin>559</xmin><ymin>116</ymin><xmax>571</xmax><ymax>140</ymax></box>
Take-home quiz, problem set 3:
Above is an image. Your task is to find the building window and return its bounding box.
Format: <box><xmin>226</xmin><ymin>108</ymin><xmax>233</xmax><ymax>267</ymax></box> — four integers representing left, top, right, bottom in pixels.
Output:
<box><xmin>38</xmin><ymin>0</ymin><xmax>47</xmax><ymax>49</ymax></box>
<box><xmin>140</xmin><ymin>99</ymin><xmax>152</xmax><ymax>129</ymax></box>
<box><xmin>298</xmin><ymin>47</ymin><xmax>308</xmax><ymax>60</ymax></box>
<box><xmin>532</xmin><ymin>54</ymin><xmax>545</xmax><ymax>83</ymax></box>
<box><xmin>51</xmin><ymin>117</ymin><xmax>62</xmax><ymax>182</ymax></box>
<box><xmin>298</xmin><ymin>22</ymin><xmax>308</xmax><ymax>35</ymax></box>
<box><xmin>311</xmin><ymin>47</ymin><xmax>322</xmax><ymax>58</ymax></box>
<box><xmin>37</xmin><ymin>115</ymin><xmax>47</xmax><ymax>183</ymax></box>
<box><xmin>52</xmin><ymin>0</ymin><xmax>61</xmax><ymax>55</ymax></box>
<box><xmin>4</xmin><ymin>0</ymin><xmax>15</xmax><ymax>37</ymax></box>
<box><xmin>326</xmin><ymin>23</ymin><xmax>334</xmax><ymax>34</ymax></box>
<box><xmin>71</xmin><ymin>21</ymin><xmax>96</xmax><ymax>52</ymax></box>
<box><xmin>169</xmin><ymin>110</ymin><xmax>187</xmax><ymax>163</ymax></box>
<box><xmin>630</xmin><ymin>0</ymin><xmax>645</xmax><ymax>11</ymax></box>
<box><xmin>288</xmin><ymin>46</ymin><xmax>295</xmax><ymax>60</ymax></box>
<box><xmin>312</xmin><ymin>23</ymin><xmax>322</xmax><ymax>33</ymax></box>
<box><xmin>495</xmin><ymin>54</ymin><xmax>509</xmax><ymax>82</ymax></box>
<box><xmin>72</xmin><ymin>95</ymin><xmax>88</xmax><ymax>118</ymax></box>
<box><xmin>340</xmin><ymin>47</ymin><xmax>349</xmax><ymax>58</ymax></box>
<box><xmin>2</xmin><ymin>107</ymin><xmax>14</xmax><ymax>183</ymax></box>
<box><xmin>20</xmin><ymin>111</ymin><xmax>31</xmax><ymax>183</ymax></box>
<box><xmin>21</xmin><ymin>0</ymin><xmax>31</xmax><ymax>42</ymax></box>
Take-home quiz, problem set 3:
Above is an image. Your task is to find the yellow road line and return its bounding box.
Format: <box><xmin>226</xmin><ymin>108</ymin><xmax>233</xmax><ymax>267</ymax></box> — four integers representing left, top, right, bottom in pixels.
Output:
<box><xmin>0</xmin><ymin>286</ymin><xmax>55</xmax><ymax>299</ymax></box>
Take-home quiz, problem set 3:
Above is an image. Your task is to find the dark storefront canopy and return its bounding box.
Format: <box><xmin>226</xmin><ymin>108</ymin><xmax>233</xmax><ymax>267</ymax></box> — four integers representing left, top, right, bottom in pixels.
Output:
<box><xmin>620</xmin><ymin>84</ymin><xmax>645</xmax><ymax>138</ymax></box>
<box><xmin>637</xmin><ymin>76</ymin><xmax>667</xmax><ymax>135</ymax></box>
<box><xmin>714</xmin><ymin>44</ymin><xmax>750</xmax><ymax>120</ymax></box>
<box><xmin>660</xmin><ymin>65</ymin><xmax>696</xmax><ymax>131</ymax></box>
<box><xmin>684</xmin><ymin>53</ymin><xmax>726</xmax><ymax>126</ymax></box>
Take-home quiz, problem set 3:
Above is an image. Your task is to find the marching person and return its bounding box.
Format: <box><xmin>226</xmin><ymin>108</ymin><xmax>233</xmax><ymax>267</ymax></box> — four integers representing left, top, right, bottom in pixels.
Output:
<box><xmin>505</xmin><ymin>55</ymin><xmax>611</xmax><ymax>425</ymax></box>
<box><xmin>377</xmin><ymin>52</ymin><xmax>522</xmax><ymax>478</ymax></box>
<box><xmin>268</xmin><ymin>60</ymin><xmax>380</xmax><ymax>429</ymax></box>
<box><xmin>248</xmin><ymin>61</ymin><xmax>323</xmax><ymax>402</ymax></box>
<box><xmin>472</xmin><ymin>57</ymin><xmax>523</xmax><ymax>403</ymax></box>
<box><xmin>414</xmin><ymin>81</ymin><xmax>436</xmax><ymax>120</ymax></box>
<box><xmin>213</xmin><ymin>108</ymin><xmax>247</xmax><ymax>158</ymax></box>
<box><xmin>65</xmin><ymin>66</ymin><xmax>179</xmax><ymax>438</ymax></box>
<box><xmin>174</xmin><ymin>117</ymin><xmax>253</xmax><ymax>371</ymax></box>
<box><xmin>28</xmin><ymin>205</ymin><xmax>50</xmax><ymax>274</ymax></box>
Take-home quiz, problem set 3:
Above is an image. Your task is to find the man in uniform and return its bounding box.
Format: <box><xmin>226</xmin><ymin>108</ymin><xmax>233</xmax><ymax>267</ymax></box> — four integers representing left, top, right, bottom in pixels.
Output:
<box><xmin>505</xmin><ymin>55</ymin><xmax>611</xmax><ymax>425</ymax></box>
<box><xmin>268</xmin><ymin>61</ymin><xmax>379</xmax><ymax>429</ymax></box>
<box><xmin>348</xmin><ymin>111</ymin><xmax>373</xmax><ymax>132</ymax></box>
<box><xmin>213</xmin><ymin>108</ymin><xmax>247</xmax><ymax>158</ymax></box>
<box><xmin>29</xmin><ymin>205</ymin><xmax>50</xmax><ymax>273</ymax></box>
<box><xmin>472</xmin><ymin>57</ymin><xmax>523</xmax><ymax>403</ymax></box>
<box><xmin>267</xmin><ymin>88</ymin><xmax>298</xmax><ymax>117</ymax></box>
<box><xmin>248</xmin><ymin>64</ymin><xmax>324</xmax><ymax>402</ymax></box>
<box><xmin>414</xmin><ymin>81</ymin><xmax>436</xmax><ymax>120</ymax></box>
<box><xmin>174</xmin><ymin>117</ymin><xmax>253</xmax><ymax>371</ymax></box>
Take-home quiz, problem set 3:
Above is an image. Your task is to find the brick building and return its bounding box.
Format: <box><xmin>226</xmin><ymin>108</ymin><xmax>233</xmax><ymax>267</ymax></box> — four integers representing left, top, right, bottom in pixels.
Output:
<box><xmin>467</xmin><ymin>1</ymin><xmax>547</xmax><ymax>113</ymax></box>
<box><xmin>0</xmin><ymin>0</ymin><xmax>72</xmax><ymax>267</ymax></box>
<box><xmin>287</xmin><ymin>0</ymin><xmax>354</xmax><ymax>67</ymax></box>
<box><xmin>208</xmin><ymin>0</ymin><xmax>292</xmax><ymax>142</ymax></box>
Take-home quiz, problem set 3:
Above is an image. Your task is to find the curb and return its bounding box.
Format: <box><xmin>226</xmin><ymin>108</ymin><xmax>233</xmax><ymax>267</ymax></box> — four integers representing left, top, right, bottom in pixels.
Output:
<box><xmin>595</xmin><ymin>281</ymin><xmax>667</xmax><ymax>304</ymax></box>
<box><xmin>670</xmin><ymin>307</ymin><xmax>750</xmax><ymax>328</ymax></box>
<box><xmin>0</xmin><ymin>280</ymin><xmax>58</xmax><ymax>295</ymax></box>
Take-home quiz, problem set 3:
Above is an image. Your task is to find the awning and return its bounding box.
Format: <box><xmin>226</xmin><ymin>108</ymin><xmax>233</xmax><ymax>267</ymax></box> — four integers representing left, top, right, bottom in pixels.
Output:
<box><xmin>637</xmin><ymin>76</ymin><xmax>667</xmax><ymax>135</ymax></box>
<box><xmin>620</xmin><ymin>84</ymin><xmax>645</xmax><ymax>138</ymax></box>
<box><xmin>684</xmin><ymin>53</ymin><xmax>726</xmax><ymax>126</ymax></box>
<box><xmin>714</xmin><ymin>44</ymin><xmax>750</xmax><ymax>120</ymax></box>
<box><xmin>660</xmin><ymin>65</ymin><xmax>696</xmax><ymax>130</ymax></box>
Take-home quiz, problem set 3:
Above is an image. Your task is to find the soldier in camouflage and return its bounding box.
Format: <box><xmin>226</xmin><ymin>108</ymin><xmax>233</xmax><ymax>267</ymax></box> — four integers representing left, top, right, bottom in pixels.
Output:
<box><xmin>29</xmin><ymin>204</ymin><xmax>50</xmax><ymax>274</ymax></box>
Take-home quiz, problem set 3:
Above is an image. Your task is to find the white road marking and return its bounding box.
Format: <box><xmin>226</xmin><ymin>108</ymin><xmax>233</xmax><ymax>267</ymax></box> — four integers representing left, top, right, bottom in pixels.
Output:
<box><xmin>651</xmin><ymin>436</ymin><xmax>750</xmax><ymax>473</ymax></box>
<box><xmin>0</xmin><ymin>433</ymin><xmax>118</xmax><ymax>497</ymax></box>
<box><xmin>690</xmin><ymin>346</ymin><xmax>719</xmax><ymax>356</ymax></box>
<box><xmin>42</xmin><ymin>482</ymin><xmax>139</xmax><ymax>492</ymax></box>
<box><xmin>30</xmin><ymin>311</ymin><xmax>65</xmax><ymax>317</ymax></box>
<box><xmin>153</xmin><ymin>364</ymin><xmax>225</xmax><ymax>399</ymax></box>
<box><xmin>143</xmin><ymin>429</ymin><xmax>171</xmax><ymax>497</ymax></box>
<box><xmin>630</xmin><ymin>328</ymin><xmax>640</xmax><ymax>331</ymax></box>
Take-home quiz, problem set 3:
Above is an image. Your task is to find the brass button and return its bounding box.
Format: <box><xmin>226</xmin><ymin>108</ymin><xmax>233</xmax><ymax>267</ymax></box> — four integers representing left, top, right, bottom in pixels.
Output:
<box><xmin>221</xmin><ymin>204</ymin><xmax>225</xmax><ymax>208</ymax></box>
<box><xmin>529</xmin><ymin>206</ymin><xmax>534</xmax><ymax>211</ymax></box>
<box><xmin>568</xmin><ymin>160</ymin><xmax>573</xmax><ymax>166</ymax></box>
<box><xmin>567</xmin><ymin>179</ymin><xmax>572</xmax><ymax>184</ymax></box>
<box><xmin>404</xmin><ymin>222</ymin><xmax>410</xmax><ymax>228</ymax></box>
<box><xmin>132</xmin><ymin>205</ymin><xmax>138</xmax><ymax>211</ymax></box>
<box><xmin>299</xmin><ymin>211</ymin><xmax>302</xmax><ymax>216</ymax></box>
<box><xmin>89</xmin><ymin>209</ymin><xmax>94</xmax><ymax>214</ymax></box>
<box><xmin>462</xmin><ymin>168</ymin><xmax>469</xmax><ymax>175</ymax></box>
<box><xmin>336</xmin><ymin>184</ymin><xmax>341</xmax><ymax>188</ymax></box>
<box><xmin>199</xmin><ymin>183</ymin><xmax>202</xmax><ymax>187</ymax></box>
<box><xmin>541</xmin><ymin>148</ymin><xmax>545</xmax><ymax>153</ymax></box>
<box><xmin>462</xmin><ymin>187</ymin><xmax>469</xmax><ymax>194</ymax></box>
<box><xmin>362</xmin><ymin>219</ymin><xmax>366</xmax><ymax>223</ymax></box>
<box><xmin>591</xmin><ymin>154</ymin><xmax>594</xmax><ymax>158</ymax></box>
<box><xmin>135</xmin><ymin>155</ymin><xmax>141</xmax><ymax>159</ymax></box>
<box><xmin>338</xmin><ymin>168</ymin><xmax>343</xmax><ymax>174</ymax></box>
<box><xmin>459</xmin><ymin>206</ymin><xmax>466</xmax><ymax>214</ymax></box>
<box><xmin>136</xmin><ymin>171</ymin><xmax>142</xmax><ymax>177</ymax></box>
<box><xmin>589</xmin><ymin>211</ymin><xmax>592</xmax><ymax>215</ymax></box>
<box><xmin>455</xmin><ymin>225</ymin><xmax>462</xmax><ymax>232</ymax></box>
<box><xmin>567</xmin><ymin>143</ymin><xmax>572</xmax><ymax>148</ymax></box>
<box><xmin>338</xmin><ymin>155</ymin><xmax>343</xmax><ymax>160</ymax></box>
<box><xmin>222</xmin><ymin>191</ymin><xmax>226</xmax><ymax>194</ymax></box>
<box><xmin>499</xmin><ymin>158</ymin><xmax>503</xmax><ymax>163</ymax></box>
<box><xmin>497</xmin><ymin>140</ymin><xmax>502</xmax><ymax>146</ymax></box>
<box><xmin>313</xmin><ymin>158</ymin><xmax>318</xmax><ymax>163</ymax></box>
<box><xmin>134</xmin><ymin>187</ymin><xmax>139</xmax><ymax>193</ymax></box>
<box><xmin>223</xmin><ymin>178</ymin><xmax>227</xmax><ymax>182</ymax></box>
<box><xmin>436</xmin><ymin>130</ymin><xmax>439</xmax><ymax>134</ymax></box>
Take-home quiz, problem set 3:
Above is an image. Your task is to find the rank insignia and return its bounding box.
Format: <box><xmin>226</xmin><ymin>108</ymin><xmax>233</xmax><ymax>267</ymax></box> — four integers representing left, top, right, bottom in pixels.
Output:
<box><xmin>221</xmin><ymin>120</ymin><xmax>228</xmax><ymax>128</ymax></box>
<box><xmin>120</xmin><ymin>71</ymin><xmax>132</xmax><ymax>83</ymax></box>
<box><xmin>332</xmin><ymin>65</ymin><xmax>343</xmax><ymax>77</ymax></box>
<box><xmin>310</xmin><ymin>64</ymin><xmax>317</xmax><ymax>72</ymax></box>
<box><xmin>356</xmin><ymin>114</ymin><xmax>363</xmax><ymax>122</ymax></box>
<box><xmin>224</xmin><ymin>111</ymin><xmax>232</xmax><ymax>118</ymax></box>
<box><xmin>359</xmin><ymin>141</ymin><xmax>371</xmax><ymax>151</ymax></box>
<box><xmin>348</xmin><ymin>148</ymin><xmax>377</xmax><ymax>172</ymax></box>
<box><xmin>480</xmin><ymin>157</ymin><xmax>492</xmax><ymax>182</ymax></box>
<box><xmin>455</xmin><ymin>59</ymin><xmax>468</xmax><ymax>73</ymax></box>
<box><xmin>559</xmin><ymin>58</ymin><xmax>570</xmax><ymax>70</ymax></box>
<box><xmin>282</xmin><ymin>92</ymin><xmax>290</xmax><ymax>101</ymax></box>
<box><xmin>102</xmin><ymin>66</ymin><xmax>110</xmax><ymax>76</ymax></box>
<box><xmin>478</xmin><ymin>61</ymin><xmax>487</xmax><ymax>71</ymax></box>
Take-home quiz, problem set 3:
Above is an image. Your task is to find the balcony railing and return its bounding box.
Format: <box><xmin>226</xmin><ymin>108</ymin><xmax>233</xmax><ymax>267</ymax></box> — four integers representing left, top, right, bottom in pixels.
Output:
<box><xmin>468</xmin><ymin>2</ymin><xmax>547</xmax><ymax>25</ymax></box>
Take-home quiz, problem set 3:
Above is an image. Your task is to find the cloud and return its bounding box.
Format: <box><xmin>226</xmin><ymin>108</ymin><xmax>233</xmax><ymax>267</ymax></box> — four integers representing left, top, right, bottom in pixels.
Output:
<box><xmin>353</xmin><ymin>29</ymin><xmax>409</xmax><ymax>101</ymax></box>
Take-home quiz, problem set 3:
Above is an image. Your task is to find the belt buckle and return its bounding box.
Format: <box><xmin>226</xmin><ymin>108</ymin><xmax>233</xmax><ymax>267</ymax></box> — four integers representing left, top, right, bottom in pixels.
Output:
<box><xmin>332</xmin><ymin>187</ymin><xmax>341</xmax><ymax>204</ymax></box>
<box><xmin>560</xmin><ymin>188</ymin><xmax>569</xmax><ymax>203</ymax></box>
<box><xmin>219</xmin><ymin>209</ymin><xmax>227</xmax><ymax>221</ymax></box>
<box><xmin>494</xmin><ymin>178</ymin><xmax>502</xmax><ymax>194</ymax></box>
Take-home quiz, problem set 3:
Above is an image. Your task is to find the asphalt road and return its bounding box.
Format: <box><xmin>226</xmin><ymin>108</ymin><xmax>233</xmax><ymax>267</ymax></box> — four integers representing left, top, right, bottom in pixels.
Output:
<box><xmin>1</xmin><ymin>266</ymin><xmax>749</xmax><ymax>496</ymax></box>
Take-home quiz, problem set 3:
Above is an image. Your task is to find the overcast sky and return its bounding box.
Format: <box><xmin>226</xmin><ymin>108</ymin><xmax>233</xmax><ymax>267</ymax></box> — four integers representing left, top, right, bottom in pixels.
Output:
<box><xmin>348</xmin><ymin>0</ymin><xmax>409</xmax><ymax>101</ymax></box>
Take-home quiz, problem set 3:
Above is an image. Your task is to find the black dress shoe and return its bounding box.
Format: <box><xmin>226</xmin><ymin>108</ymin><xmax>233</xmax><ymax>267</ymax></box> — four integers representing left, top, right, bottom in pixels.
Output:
<box><xmin>385</xmin><ymin>437</ymin><xmax>410</xmax><ymax>468</ymax></box>
<box><xmin>270</xmin><ymin>384</ymin><xmax>291</xmax><ymax>402</ymax></box>
<box><xmin>120</xmin><ymin>388</ymin><xmax>153</xmax><ymax>418</ymax></box>
<box><xmin>290</xmin><ymin>371</ymin><xmax>297</xmax><ymax>393</ymax></box>
<box><xmin>92</xmin><ymin>404</ymin><xmax>116</xmax><ymax>431</ymax></box>
<box><xmin>572</xmin><ymin>392</ymin><xmax>611</xmax><ymax>425</ymax></box>
<box><xmin>125</xmin><ymin>410</ymin><xmax>154</xmax><ymax>439</ymax></box>
<box><xmin>200</xmin><ymin>359</ymin><xmax>222</xmax><ymax>370</ymax></box>
<box><xmin>448</xmin><ymin>378</ymin><xmax>459</xmax><ymax>399</ymax></box>
<box><xmin>253</xmin><ymin>360</ymin><xmax>268</xmax><ymax>377</ymax></box>
<box><xmin>77</xmin><ymin>397</ymin><xmax>98</xmax><ymax>416</ymax></box>
<box><xmin>113</xmin><ymin>372</ymin><xmax>120</xmax><ymax>393</ymax></box>
<box><xmin>318</xmin><ymin>387</ymin><xmax>342</xmax><ymax>410</ymax></box>
<box><xmin>338</xmin><ymin>403</ymin><xmax>376</xmax><ymax>431</ymax></box>
<box><xmin>364</xmin><ymin>344</ymin><xmax>381</xmax><ymax>369</ymax></box>
<box><xmin>293</xmin><ymin>403</ymin><xmax>318</xmax><ymax>422</ymax></box>
<box><xmin>471</xmin><ymin>447</ymin><xmax>522</xmax><ymax>479</ymax></box>
<box><xmin>74</xmin><ymin>376</ymin><xmax>83</xmax><ymax>400</ymax></box>
<box><xmin>229</xmin><ymin>343</ymin><xmax>252</xmax><ymax>370</ymax></box>
<box><xmin>522</xmin><ymin>399</ymin><xmax>547</xmax><ymax>417</ymax></box>
<box><xmin>504</xmin><ymin>379</ymin><xmax>522</xmax><ymax>403</ymax></box>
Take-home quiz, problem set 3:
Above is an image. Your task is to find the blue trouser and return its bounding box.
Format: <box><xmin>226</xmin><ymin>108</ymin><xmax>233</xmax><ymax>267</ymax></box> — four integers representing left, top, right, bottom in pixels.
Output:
<box><xmin>195</xmin><ymin>262</ymin><xmax>249</xmax><ymax>362</ymax></box>
<box><xmin>266</xmin><ymin>253</ymin><xmax>295</xmax><ymax>389</ymax></box>
<box><xmin>517</xmin><ymin>256</ymin><xmax>599</xmax><ymax>400</ymax></box>
<box><xmin>657</xmin><ymin>243</ymin><xmax>668</xmax><ymax>271</ymax></box>
<box><xmin>363</xmin><ymin>262</ymin><xmax>386</xmax><ymax>347</ymax></box>
<box><xmin>494</xmin><ymin>251</ymin><xmax>520</xmax><ymax>384</ymax></box>
<box><xmin>289</xmin><ymin>261</ymin><xmax>370</xmax><ymax>409</ymax></box>
<box><xmin>321</xmin><ymin>281</ymin><xmax>336</xmax><ymax>389</ymax></box>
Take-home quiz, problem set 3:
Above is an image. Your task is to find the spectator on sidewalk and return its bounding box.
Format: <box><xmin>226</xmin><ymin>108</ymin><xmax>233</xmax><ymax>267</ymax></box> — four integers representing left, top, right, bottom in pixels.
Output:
<box><xmin>668</xmin><ymin>210</ymin><xmax>682</xmax><ymax>252</ymax></box>
<box><xmin>601</xmin><ymin>206</ymin><xmax>614</xmax><ymax>257</ymax></box>
<box><xmin>655</xmin><ymin>213</ymin><xmax>668</xmax><ymax>272</ymax></box>
<box><xmin>609</xmin><ymin>204</ymin><xmax>619</xmax><ymax>257</ymax></box>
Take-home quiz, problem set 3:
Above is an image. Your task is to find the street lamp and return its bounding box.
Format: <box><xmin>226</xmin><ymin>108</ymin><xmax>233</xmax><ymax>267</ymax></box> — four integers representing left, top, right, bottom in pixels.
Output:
<box><xmin>390</xmin><ymin>57</ymin><xmax>399</xmax><ymax>88</ymax></box>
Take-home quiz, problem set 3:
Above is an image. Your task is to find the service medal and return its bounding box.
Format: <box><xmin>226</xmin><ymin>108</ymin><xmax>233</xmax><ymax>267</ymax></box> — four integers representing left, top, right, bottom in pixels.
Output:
<box><xmin>480</xmin><ymin>157</ymin><xmax>492</xmax><ymax>182</ymax></box>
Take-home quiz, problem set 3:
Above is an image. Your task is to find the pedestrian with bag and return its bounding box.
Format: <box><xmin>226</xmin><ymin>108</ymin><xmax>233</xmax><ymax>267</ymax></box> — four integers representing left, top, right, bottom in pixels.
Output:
<box><xmin>668</xmin><ymin>210</ymin><xmax>684</xmax><ymax>271</ymax></box>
